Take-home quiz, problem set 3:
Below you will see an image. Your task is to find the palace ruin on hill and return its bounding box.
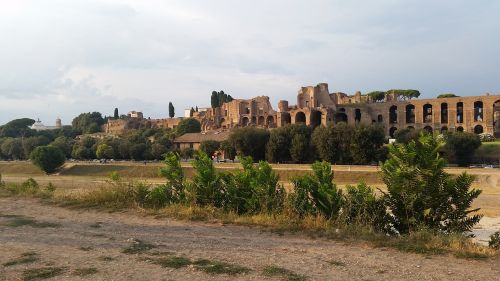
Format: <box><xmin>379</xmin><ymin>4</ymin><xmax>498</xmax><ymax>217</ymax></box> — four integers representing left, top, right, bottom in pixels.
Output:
<box><xmin>105</xmin><ymin>83</ymin><xmax>500</xmax><ymax>137</ymax></box>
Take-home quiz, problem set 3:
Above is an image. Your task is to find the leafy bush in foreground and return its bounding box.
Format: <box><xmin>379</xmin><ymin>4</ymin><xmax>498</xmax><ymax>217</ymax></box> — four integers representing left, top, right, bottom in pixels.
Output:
<box><xmin>381</xmin><ymin>133</ymin><xmax>482</xmax><ymax>234</ymax></box>
<box><xmin>289</xmin><ymin>161</ymin><xmax>343</xmax><ymax>219</ymax></box>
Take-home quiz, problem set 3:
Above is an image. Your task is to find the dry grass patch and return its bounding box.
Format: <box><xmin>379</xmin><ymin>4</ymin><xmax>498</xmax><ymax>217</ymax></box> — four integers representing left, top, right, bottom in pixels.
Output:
<box><xmin>23</xmin><ymin>266</ymin><xmax>66</xmax><ymax>281</ymax></box>
<box><xmin>3</xmin><ymin>252</ymin><xmax>39</xmax><ymax>267</ymax></box>
<box><xmin>262</xmin><ymin>266</ymin><xmax>306</xmax><ymax>281</ymax></box>
<box><xmin>72</xmin><ymin>267</ymin><xmax>98</xmax><ymax>276</ymax></box>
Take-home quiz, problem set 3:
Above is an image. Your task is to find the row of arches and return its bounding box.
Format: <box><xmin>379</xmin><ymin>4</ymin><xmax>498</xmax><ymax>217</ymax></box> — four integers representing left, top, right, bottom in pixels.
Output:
<box><xmin>239</xmin><ymin>115</ymin><xmax>275</xmax><ymax>127</ymax></box>
<box><xmin>388</xmin><ymin>101</ymin><xmax>486</xmax><ymax>124</ymax></box>
<box><xmin>388</xmin><ymin>125</ymin><xmax>484</xmax><ymax>137</ymax></box>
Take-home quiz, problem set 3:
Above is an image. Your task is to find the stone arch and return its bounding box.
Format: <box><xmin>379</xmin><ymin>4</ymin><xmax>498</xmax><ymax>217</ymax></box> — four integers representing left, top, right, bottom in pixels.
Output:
<box><xmin>295</xmin><ymin>112</ymin><xmax>306</xmax><ymax>123</ymax></box>
<box><xmin>440</xmin><ymin>126</ymin><xmax>448</xmax><ymax>133</ymax></box>
<box><xmin>474</xmin><ymin>101</ymin><xmax>483</xmax><ymax>122</ymax></box>
<box><xmin>423</xmin><ymin>104</ymin><xmax>432</xmax><ymax>123</ymax></box>
<box><xmin>423</xmin><ymin>126</ymin><xmax>433</xmax><ymax>133</ymax></box>
<box><xmin>266</xmin><ymin>116</ymin><xmax>274</xmax><ymax>126</ymax></box>
<box><xmin>474</xmin><ymin>125</ymin><xmax>484</xmax><ymax>134</ymax></box>
<box><xmin>441</xmin><ymin>103</ymin><xmax>448</xmax><ymax>124</ymax></box>
<box><xmin>335</xmin><ymin>113</ymin><xmax>348</xmax><ymax>123</ymax></box>
<box><xmin>258</xmin><ymin>116</ymin><xmax>265</xmax><ymax>125</ymax></box>
<box><xmin>406</xmin><ymin>104</ymin><xmax>415</xmax><ymax>123</ymax></box>
<box><xmin>377</xmin><ymin>114</ymin><xmax>383</xmax><ymax>123</ymax></box>
<box><xmin>242</xmin><ymin>116</ymin><xmax>249</xmax><ymax>126</ymax></box>
<box><xmin>310</xmin><ymin>111</ymin><xmax>322</xmax><ymax>128</ymax></box>
<box><xmin>457</xmin><ymin>102</ymin><xmax>464</xmax><ymax>123</ymax></box>
<box><xmin>283</xmin><ymin>113</ymin><xmax>291</xmax><ymax>125</ymax></box>
<box><xmin>389</xmin><ymin>127</ymin><xmax>397</xmax><ymax>138</ymax></box>
<box><xmin>456</xmin><ymin>126</ymin><xmax>464</xmax><ymax>132</ymax></box>
<box><xmin>355</xmin><ymin>109</ymin><xmax>361</xmax><ymax>123</ymax></box>
<box><xmin>389</xmin><ymin>106</ymin><xmax>397</xmax><ymax>124</ymax></box>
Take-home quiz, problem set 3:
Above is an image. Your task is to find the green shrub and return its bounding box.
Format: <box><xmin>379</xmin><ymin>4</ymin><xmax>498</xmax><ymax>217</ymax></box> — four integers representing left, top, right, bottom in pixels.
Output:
<box><xmin>223</xmin><ymin>156</ymin><xmax>285</xmax><ymax>214</ymax></box>
<box><xmin>289</xmin><ymin>161</ymin><xmax>343</xmax><ymax>219</ymax></box>
<box><xmin>343</xmin><ymin>182</ymin><xmax>389</xmax><ymax>233</ymax></box>
<box><xmin>381</xmin><ymin>133</ymin><xmax>482</xmax><ymax>234</ymax></box>
<box><xmin>159</xmin><ymin>152</ymin><xmax>185</xmax><ymax>203</ymax></box>
<box><xmin>29</xmin><ymin>145</ymin><xmax>66</xmax><ymax>174</ymax></box>
<box><xmin>189</xmin><ymin>151</ymin><xmax>225</xmax><ymax>207</ymax></box>
<box><xmin>489</xmin><ymin>231</ymin><xmax>500</xmax><ymax>249</ymax></box>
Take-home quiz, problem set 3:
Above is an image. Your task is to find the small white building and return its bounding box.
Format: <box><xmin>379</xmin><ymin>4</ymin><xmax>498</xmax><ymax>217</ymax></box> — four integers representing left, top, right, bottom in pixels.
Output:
<box><xmin>30</xmin><ymin>118</ymin><xmax>63</xmax><ymax>131</ymax></box>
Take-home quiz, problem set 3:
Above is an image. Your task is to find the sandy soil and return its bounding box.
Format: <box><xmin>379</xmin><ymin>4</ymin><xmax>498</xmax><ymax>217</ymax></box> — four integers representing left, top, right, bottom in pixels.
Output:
<box><xmin>0</xmin><ymin>198</ymin><xmax>499</xmax><ymax>281</ymax></box>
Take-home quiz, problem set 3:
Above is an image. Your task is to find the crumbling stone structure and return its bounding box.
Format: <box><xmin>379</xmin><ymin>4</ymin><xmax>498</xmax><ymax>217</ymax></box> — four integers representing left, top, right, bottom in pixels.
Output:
<box><xmin>200</xmin><ymin>83</ymin><xmax>500</xmax><ymax>137</ymax></box>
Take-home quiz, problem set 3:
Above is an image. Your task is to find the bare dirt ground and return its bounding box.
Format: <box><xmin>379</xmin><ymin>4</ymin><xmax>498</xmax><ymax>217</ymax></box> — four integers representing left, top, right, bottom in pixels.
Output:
<box><xmin>0</xmin><ymin>198</ymin><xmax>499</xmax><ymax>281</ymax></box>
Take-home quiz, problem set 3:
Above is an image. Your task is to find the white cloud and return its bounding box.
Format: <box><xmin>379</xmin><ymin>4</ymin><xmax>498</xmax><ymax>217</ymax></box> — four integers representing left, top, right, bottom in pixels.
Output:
<box><xmin>0</xmin><ymin>0</ymin><xmax>499</xmax><ymax>124</ymax></box>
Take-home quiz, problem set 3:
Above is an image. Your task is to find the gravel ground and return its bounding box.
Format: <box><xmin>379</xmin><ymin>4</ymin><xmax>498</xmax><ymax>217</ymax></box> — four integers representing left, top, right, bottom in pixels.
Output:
<box><xmin>0</xmin><ymin>198</ymin><xmax>499</xmax><ymax>281</ymax></box>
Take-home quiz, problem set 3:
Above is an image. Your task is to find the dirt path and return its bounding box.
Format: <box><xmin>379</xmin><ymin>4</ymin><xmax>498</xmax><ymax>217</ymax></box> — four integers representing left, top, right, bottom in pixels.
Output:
<box><xmin>0</xmin><ymin>198</ymin><xmax>499</xmax><ymax>281</ymax></box>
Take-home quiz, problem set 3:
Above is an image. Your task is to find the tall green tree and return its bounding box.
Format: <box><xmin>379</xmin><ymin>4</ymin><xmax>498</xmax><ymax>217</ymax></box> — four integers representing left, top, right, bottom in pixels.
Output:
<box><xmin>168</xmin><ymin>102</ymin><xmax>175</xmax><ymax>118</ymax></box>
<box><xmin>227</xmin><ymin>127</ymin><xmax>270</xmax><ymax>161</ymax></box>
<box><xmin>176</xmin><ymin>118</ymin><xmax>201</xmax><ymax>135</ymax></box>
<box><xmin>30</xmin><ymin>145</ymin><xmax>66</xmax><ymax>174</ymax></box>
<box><xmin>381</xmin><ymin>133</ymin><xmax>482</xmax><ymax>234</ymax></box>
<box><xmin>114</xmin><ymin>108</ymin><xmax>119</xmax><ymax>119</ymax></box>
<box><xmin>366</xmin><ymin>91</ymin><xmax>385</xmax><ymax>102</ymax></box>
<box><xmin>444</xmin><ymin>132</ymin><xmax>481</xmax><ymax>167</ymax></box>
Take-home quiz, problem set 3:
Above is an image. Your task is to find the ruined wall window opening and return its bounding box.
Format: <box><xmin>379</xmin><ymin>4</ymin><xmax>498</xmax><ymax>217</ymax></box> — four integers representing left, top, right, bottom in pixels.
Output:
<box><xmin>377</xmin><ymin>114</ymin><xmax>383</xmax><ymax>123</ymax></box>
<box><xmin>389</xmin><ymin>127</ymin><xmax>397</xmax><ymax>138</ymax></box>
<box><xmin>355</xmin><ymin>109</ymin><xmax>361</xmax><ymax>123</ymax></box>
<box><xmin>389</xmin><ymin>106</ymin><xmax>397</xmax><ymax>124</ymax></box>
<box><xmin>474</xmin><ymin>101</ymin><xmax>483</xmax><ymax>122</ymax></box>
<box><xmin>423</xmin><ymin>126</ymin><xmax>433</xmax><ymax>133</ymax></box>
<box><xmin>423</xmin><ymin>104</ymin><xmax>432</xmax><ymax>123</ymax></box>
<box><xmin>441</xmin><ymin>103</ymin><xmax>448</xmax><ymax>124</ymax></box>
<box><xmin>406</xmin><ymin>104</ymin><xmax>415</xmax><ymax>123</ymax></box>
<box><xmin>457</xmin><ymin>102</ymin><xmax>464</xmax><ymax>123</ymax></box>
<box><xmin>474</xmin><ymin>125</ymin><xmax>484</xmax><ymax>134</ymax></box>
<box><xmin>295</xmin><ymin>112</ymin><xmax>306</xmax><ymax>123</ymax></box>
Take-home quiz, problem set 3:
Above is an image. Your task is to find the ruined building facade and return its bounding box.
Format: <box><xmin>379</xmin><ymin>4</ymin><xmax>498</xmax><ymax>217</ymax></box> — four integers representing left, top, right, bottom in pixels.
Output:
<box><xmin>198</xmin><ymin>83</ymin><xmax>500</xmax><ymax>137</ymax></box>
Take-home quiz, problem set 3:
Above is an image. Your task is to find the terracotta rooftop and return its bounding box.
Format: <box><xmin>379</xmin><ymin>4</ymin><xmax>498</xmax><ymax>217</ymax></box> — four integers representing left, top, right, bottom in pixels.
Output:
<box><xmin>173</xmin><ymin>131</ymin><xmax>231</xmax><ymax>143</ymax></box>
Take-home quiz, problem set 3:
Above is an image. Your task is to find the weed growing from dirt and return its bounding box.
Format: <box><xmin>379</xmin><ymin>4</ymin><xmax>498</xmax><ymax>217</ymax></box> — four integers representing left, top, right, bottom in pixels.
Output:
<box><xmin>98</xmin><ymin>256</ymin><xmax>115</xmax><ymax>262</ymax></box>
<box><xmin>3</xmin><ymin>252</ymin><xmax>39</xmax><ymax>267</ymax></box>
<box><xmin>72</xmin><ymin>267</ymin><xmax>98</xmax><ymax>276</ymax></box>
<box><xmin>152</xmin><ymin>256</ymin><xmax>191</xmax><ymax>269</ymax></box>
<box><xmin>122</xmin><ymin>239</ymin><xmax>156</xmax><ymax>254</ymax></box>
<box><xmin>328</xmin><ymin>260</ymin><xmax>346</xmax><ymax>267</ymax></box>
<box><xmin>262</xmin><ymin>266</ymin><xmax>306</xmax><ymax>281</ymax></box>
<box><xmin>2</xmin><ymin>216</ymin><xmax>60</xmax><ymax>228</ymax></box>
<box><xmin>193</xmin><ymin>259</ymin><xmax>251</xmax><ymax>275</ymax></box>
<box><xmin>78</xmin><ymin>246</ymin><xmax>93</xmax><ymax>251</ymax></box>
<box><xmin>23</xmin><ymin>266</ymin><xmax>66</xmax><ymax>281</ymax></box>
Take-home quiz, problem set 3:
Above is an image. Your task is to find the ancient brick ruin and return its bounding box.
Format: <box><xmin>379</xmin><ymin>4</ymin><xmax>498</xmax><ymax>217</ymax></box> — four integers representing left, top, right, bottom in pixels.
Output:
<box><xmin>105</xmin><ymin>83</ymin><xmax>500</xmax><ymax>137</ymax></box>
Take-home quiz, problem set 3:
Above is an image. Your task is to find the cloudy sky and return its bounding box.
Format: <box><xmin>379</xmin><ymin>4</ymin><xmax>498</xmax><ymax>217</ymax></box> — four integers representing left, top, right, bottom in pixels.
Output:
<box><xmin>1</xmin><ymin>0</ymin><xmax>499</xmax><ymax>125</ymax></box>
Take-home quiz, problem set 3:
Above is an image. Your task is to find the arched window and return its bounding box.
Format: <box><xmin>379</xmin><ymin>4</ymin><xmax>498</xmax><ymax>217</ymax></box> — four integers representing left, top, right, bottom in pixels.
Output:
<box><xmin>242</xmin><ymin>117</ymin><xmax>249</xmax><ymax>126</ymax></box>
<box><xmin>406</xmin><ymin>104</ymin><xmax>415</xmax><ymax>123</ymax></box>
<box><xmin>423</xmin><ymin>104</ymin><xmax>432</xmax><ymax>123</ymax></box>
<box><xmin>456</xmin><ymin>126</ymin><xmax>464</xmax><ymax>132</ymax></box>
<box><xmin>389</xmin><ymin>127</ymin><xmax>397</xmax><ymax>138</ymax></box>
<box><xmin>258</xmin><ymin>116</ymin><xmax>265</xmax><ymax>125</ymax></box>
<box><xmin>423</xmin><ymin>126</ymin><xmax>433</xmax><ymax>133</ymax></box>
<box><xmin>389</xmin><ymin>106</ymin><xmax>397</xmax><ymax>124</ymax></box>
<box><xmin>474</xmin><ymin>125</ymin><xmax>483</xmax><ymax>134</ymax></box>
<box><xmin>355</xmin><ymin>109</ymin><xmax>361</xmax><ymax>123</ymax></box>
<box><xmin>311</xmin><ymin>111</ymin><xmax>322</xmax><ymax>128</ymax></box>
<box><xmin>377</xmin><ymin>114</ymin><xmax>383</xmax><ymax>123</ymax></box>
<box><xmin>474</xmin><ymin>101</ymin><xmax>483</xmax><ymax>122</ymax></box>
<box><xmin>440</xmin><ymin>126</ymin><xmax>448</xmax><ymax>133</ymax></box>
<box><xmin>441</xmin><ymin>103</ymin><xmax>448</xmax><ymax>124</ymax></box>
<box><xmin>457</xmin><ymin>102</ymin><xmax>464</xmax><ymax>123</ymax></box>
<box><xmin>295</xmin><ymin>112</ymin><xmax>306</xmax><ymax>123</ymax></box>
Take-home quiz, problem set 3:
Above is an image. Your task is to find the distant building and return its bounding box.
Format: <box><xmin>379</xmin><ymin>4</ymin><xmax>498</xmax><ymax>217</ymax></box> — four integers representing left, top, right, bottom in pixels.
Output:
<box><xmin>127</xmin><ymin>111</ymin><xmax>143</xmax><ymax>119</ymax></box>
<box><xmin>173</xmin><ymin>131</ymin><xmax>230</xmax><ymax>151</ymax></box>
<box><xmin>30</xmin><ymin>118</ymin><xmax>63</xmax><ymax>131</ymax></box>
